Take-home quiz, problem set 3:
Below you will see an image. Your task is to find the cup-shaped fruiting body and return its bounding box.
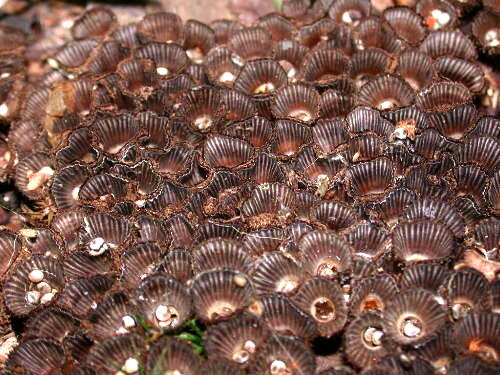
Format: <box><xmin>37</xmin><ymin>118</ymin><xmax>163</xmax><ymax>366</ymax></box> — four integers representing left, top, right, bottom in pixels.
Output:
<box><xmin>312</xmin><ymin>119</ymin><xmax>349</xmax><ymax>154</ymax></box>
<box><xmin>210</xmin><ymin>19</ymin><xmax>244</xmax><ymax>45</ymax></box>
<box><xmin>310</xmin><ymin>201</ymin><xmax>360</xmax><ymax>231</ymax></box>
<box><xmin>87</xmin><ymin>334</ymin><xmax>146</xmax><ymax>373</ymax></box>
<box><xmin>298</xmin><ymin>230</ymin><xmax>353</xmax><ymax>279</ymax></box>
<box><xmin>383</xmin><ymin>288</ymin><xmax>447</xmax><ymax>345</ymax></box>
<box><xmin>402</xmin><ymin>198</ymin><xmax>465</xmax><ymax>238</ymax></box>
<box><xmin>87</xmin><ymin>291</ymin><xmax>137</xmax><ymax>340</ymax></box>
<box><xmin>135</xmin><ymin>273</ymin><xmax>191</xmax><ymax>331</ymax></box>
<box><xmin>445</xmin><ymin>269</ymin><xmax>490</xmax><ymax>320</ymax></box>
<box><xmin>392</xmin><ymin>219</ymin><xmax>454</xmax><ymax>263</ymax></box>
<box><xmin>471</xmin><ymin>11</ymin><xmax>500</xmax><ymax>54</ymax></box>
<box><xmin>90</xmin><ymin>113</ymin><xmax>139</xmax><ymax>155</ymax></box>
<box><xmin>344</xmin><ymin>311</ymin><xmax>393</xmax><ymax>368</ymax></box>
<box><xmin>204</xmin><ymin>313</ymin><xmax>270</xmax><ymax>365</ymax></box>
<box><xmin>272</xmin><ymin>119</ymin><xmax>311</xmax><ymax>156</ymax></box>
<box><xmin>57</xmin><ymin>275</ymin><xmax>113</xmax><ymax>318</ymax></box>
<box><xmin>368</xmin><ymin>187</ymin><xmax>417</xmax><ymax>228</ymax></box>
<box><xmin>251</xmin><ymin>251</ymin><xmax>305</xmax><ymax>296</ymax></box>
<box><xmin>79</xmin><ymin>213</ymin><xmax>131</xmax><ymax>256</ymax></box>
<box><xmin>292</xmin><ymin>277</ymin><xmax>348</xmax><ymax>338</ymax></box>
<box><xmin>383</xmin><ymin>7</ymin><xmax>427</xmax><ymax>45</ymax></box>
<box><xmin>243</xmin><ymin>227</ymin><xmax>284</xmax><ymax>256</ymax></box>
<box><xmin>329</xmin><ymin>0</ymin><xmax>372</xmax><ymax>26</ymax></box>
<box><xmin>203</xmin><ymin>135</ymin><xmax>254</xmax><ymax>168</ymax></box>
<box><xmin>300</xmin><ymin>49</ymin><xmax>351</xmax><ymax>85</ymax></box>
<box><xmin>453</xmin><ymin>312</ymin><xmax>500</xmax><ymax>364</ymax></box>
<box><xmin>419</xmin><ymin>30</ymin><xmax>478</xmax><ymax>60</ymax></box>
<box><xmin>475</xmin><ymin>219</ymin><xmax>500</xmax><ymax>252</ymax></box>
<box><xmin>195</xmin><ymin>220</ymin><xmax>243</xmax><ymax>243</ymax></box>
<box><xmin>223</xmin><ymin>116</ymin><xmax>274</xmax><ymax>148</ymax></box>
<box><xmin>271</xmin><ymin>84</ymin><xmax>321</xmax><ymax>123</ymax></box>
<box><xmin>320</xmin><ymin>89</ymin><xmax>357</xmax><ymax>119</ymax></box>
<box><xmin>255</xmin><ymin>13</ymin><xmax>296</xmax><ymax>41</ymax></box>
<box><xmin>484</xmin><ymin>170</ymin><xmax>500</xmax><ymax>215</ymax></box>
<box><xmin>50</xmin><ymin>164</ymin><xmax>89</xmax><ymax>210</ymax></box>
<box><xmin>448</xmin><ymin>355</ymin><xmax>499</xmax><ymax>375</ymax></box>
<box><xmin>356</xmin><ymin>18</ymin><xmax>404</xmax><ymax>54</ymax></box>
<box><xmin>427</xmin><ymin>103</ymin><xmax>478</xmax><ymax>142</ymax></box>
<box><xmin>346</xmin><ymin>157</ymin><xmax>395</xmax><ymax>200</ymax></box>
<box><xmin>399</xmin><ymin>263</ymin><xmax>449</xmax><ymax>294</ymax></box>
<box><xmin>350</xmin><ymin>48</ymin><xmax>393</xmax><ymax>86</ymax></box>
<box><xmin>248</xmin><ymin>333</ymin><xmax>316</xmax><ymax>374</ymax></box>
<box><xmin>4</xmin><ymin>256</ymin><xmax>65</xmax><ymax>316</ymax></box>
<box><xmin>137</xmin><ymin>12</ymin><xmax>184</xmax><ymax>44</ymax></box>
<box><xmin>349</xmin><ymin>274</ymin><xmax>399</xmax><ymax>315</ymax></box>
<box><xmin>194</xmin><ymin>239</ymin><xmax>253</xmax><ymax>274</ymax></box>
<box><xmin>255</xmin><ymin>293</ymin><xmax>318</xmax><ymax>340</ymax></box>
<box><xmin>414</xmin><ymin>323</ymin><xmax>455</xmax><ymax>371</ymax></box>
<box><xmin>228</xmin><ymin>27</ymin><xmax>274</xmax><ymax>61</ymax></box>
<box><xmin>348</xmin><ymin>133</ymin><xmax>385</xmax><ymax>162</ymax></box>
<box><xmin>455</xmin><ymin>136</ymin><xmax>500</xmax><ymax>173</ymax></box>
<box><xmin>274</xmin><ymin>39</ymin><xmax>308</xmax><ymax>80</ymax></box>
<box><xmin>15</xmin><ymin>152</ymin><xmax>54</xmax><ymax>200</ymax></box>
<box><xmin>416</xmin><ymin>0</ymin><xmax>458</xmax><ymax>31</ymax></box>
<box><xmin>190</xmin><ymin>269</ymin><xmax>253</xmax><ymax>323</ymax></box>
<box><xmin>241</xmin><ymin>183</ymin><xmax>296</xmax><ymax>229</ymax></box>
<box><xmin>145</xmin><ymin>337</ymin><xmax>200</xmax><ymax>375</ymax></box>
<box><xmin>157</xmin><ymin>249</ymin><xmax>193</xmax><ymax>284</ymax></box>
<box><xmin>234</xmin><ymin>59</ymin><xmax>288</xmax><ymax>97</ymax></box>
<box><xmin>435</xmin><ymin>57</ymin><xmax>485</xmax><ymax>95</ymax></box>
<box><xmin>347</xmin><ymin>223</ymin><xmax>390</xmax><ymax>258</ymax></box>
<box><xmin>347</xmin><ymin>107</ymin><xmax>394</xmax><ymax>137</ymax></box>
<box><xmin>6</xmin><ymin>338</ymin><xmax>66</xmax><ymax>375</ymax></box>
<box><xmin>358</xmin><ymin>75</ymin><xmax>414</xmax><ymax>111</ymax></box>
<box><xmin>396</xmin><ymin>51</ymin><xmax>434</xmax><ymax>91</ymax></box>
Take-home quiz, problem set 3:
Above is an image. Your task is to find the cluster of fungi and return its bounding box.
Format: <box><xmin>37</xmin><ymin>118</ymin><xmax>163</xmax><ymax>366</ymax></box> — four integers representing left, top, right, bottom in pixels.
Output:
<box><xmin>0</xmin><ymin>0</ymin><xmax>497</xmax><ymax>374</ymax></box>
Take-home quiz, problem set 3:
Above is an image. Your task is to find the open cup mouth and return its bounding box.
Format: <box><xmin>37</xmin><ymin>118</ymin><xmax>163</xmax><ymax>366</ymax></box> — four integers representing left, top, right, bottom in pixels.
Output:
<box><xmin>416</xmin><ymin>0</ymin><xmax>458</xmax><ymax>31</ymax></box>
<box><xmin>384</xmin><ymin>289</ymin><xmax>447</xmax><ymax>345</ymax></box>
<box><xmin>359</xmin><ymin>75</ymin><xmax>414</xmax><ymax>111</ymax></box>
<box><xmin>417</xmin><ymin>81</ymin><xmax>471</xmax><ymax>114</ymax></box>
<box><xmin>300</xmin><ymin>49</ymin><xmax>351</xmax><ymax>85</ymax></box>
<box><xmin>393</xmin><ymin>219</ymin><xmax>454</xmax><ymax>263</ymax></box>
<box><xmin>346</xmin><ymin>157</ymin><xmax>395</xmax><ymax>199</ymax></box>
<box><xmin>455</xmin><ymin>136</ymin><xmax>500</xmax><ymax>173</ymax></box>
<box><xmin>135</xmin><ymin>42</ymin><xmax>188</xmax><ymax>79</ymax></box>
<box><xmin>292</xmin><ymin>277</ymin><xmax>347</xmax><ymax>338</ymax></box>
<box><xmin>4</xmin><ymin>256</ymin><xmax>65</xmax><ymax>317</ymax></box>
<box><xmin>252</xmin><ymin>251</ymin><xmax>304</xmax><ymax>296</ymax></box>
<box><xmin>234</xmin><ymin>59</ymin><xmax>288</xmax><ymax>97</ymax></box>
<box><xmin>299</xmin><ymin>230</ymin><xmax>353</xmax><ymax>278</ymax></box>
<box><xmin>204</xmin><ymin>313</ymin><xmax>270</xmax><ymax>366</ymax></box>
<box><xmin>137</xmin><ymin>12</ymin><xmax>184</xmax><ymax>44</ymax></box>
<box><xmin>256</xmin><ymin>293</ymin><xmax>317</xmax><ymax>340</ymax></box>
<box><xmin>471</xmin><ymin>11</ymin><xmax>500</xmax><ymax>53</ymax></box>
<box><xmin>328</xmin><ymin>0</ymin><xmax>373</xmax><ymax>26</ymax></box>
<box><xmin>227</xmin><ymin>27</ymin><xmax>274</xmax><ymax>61</ymax></box>
<box><xmin>454</xmin><ymin>312</ymin><xmax>500</xmax><ymax>364</ymax></box>
<box><xmin>136</xmin><ymin>274</ymin><xmax>191</xmax><ymax>330</ymax></box>
<box><xmin>349</xmin><ymin>274</ymin><xmax>399</xmax><ymax>315</ymax></box>
<box><xmin>383</xmin><ymin>7</ymin><xmax>427</xmax><ymax>45</ymax></box>
<box><xmin>271</xmin><ymin>84</ymin><xmax>321</xmax><ymax>123</ymax></box>
<box><xmin>435</xmin><ymin>57</ymin><xmax>486</xmax><ymax>94</ymax></box>
<box><xmin>396</xmin><ymin>51</ymin><xmax>434</xmax><ymax>91</ymax></box>
<box><xmin>191</xmin><ymin>269</ymin><xmax>253</xmax><ymax>323</ymax></box>
<box><xmin>345</xmin><ymin>311</ymin><xmax>392</xmax><ymax>368</ymax></box>
<box><xmin>419</xmin><ymin>30</ymin><xmax>478</xmax><ymax>60</ymax></box>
